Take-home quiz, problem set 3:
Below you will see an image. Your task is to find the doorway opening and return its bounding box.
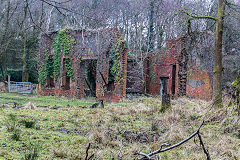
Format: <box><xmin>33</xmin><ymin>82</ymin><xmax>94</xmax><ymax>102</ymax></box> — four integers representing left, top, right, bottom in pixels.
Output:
<box><xmin>62</xmin><ymin>58</ymin><xmax>70</xmax><ymax>90</ymax></box>
<box><xmin>172</xmin><ymin>64</ymin><xmax>176</xmax><ymax>96</ymax></box>
<box><xmin>84</xmin><ymin>60</ymin><xmax>97</xmax><ymax>97</ymax></box>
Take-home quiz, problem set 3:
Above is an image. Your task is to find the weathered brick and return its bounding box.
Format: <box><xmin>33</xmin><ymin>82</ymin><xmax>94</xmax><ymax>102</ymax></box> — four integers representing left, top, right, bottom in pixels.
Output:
<box><xmin>39</xmin><ymin>28</ymin><xmax>127</xmax><ymax>102</ymax></box>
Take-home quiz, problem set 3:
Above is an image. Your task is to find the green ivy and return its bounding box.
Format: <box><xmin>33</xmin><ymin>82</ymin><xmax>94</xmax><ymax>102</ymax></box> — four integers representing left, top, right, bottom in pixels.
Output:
<box><xmin>39</xmin><ymin>28</ymin><xmax>75</xmax><ymax>85</ymax></box>
<box><xmin>108</xmin><ymin>38</ymin><xmax>126</xmax><ymax>84</ymax></box>
<box><xmin>38</xmin><ymin>64</ymin><xmax>47</xmax><ymax>85</ymax></box>
<box><xmin>151</xmin><ymin>58</ymin><xmax>157</xmax><ymax>81</ymax></box>
<box><xmin>38</xmin><ymin>50</ymin><xmax>51</xmax><ymax>85</ymax></box>
<box><xmin>123</xmin><ymin>40</ymin><xmax>128</xmax><ymax>49</ymax></box>
<box><xmin>53</xmin><ymin>34</ymin><xmax>61</xmax><ymax>80</ymax></box>
<box><xmin>53</xmin><ymin>28</ymin><xmax>75</xmax><ymax>80</ymax></box>
<box><xmin>232</xmin><ymin>77</ymin><xmax>240</xmax><ymax>90</ymax></box>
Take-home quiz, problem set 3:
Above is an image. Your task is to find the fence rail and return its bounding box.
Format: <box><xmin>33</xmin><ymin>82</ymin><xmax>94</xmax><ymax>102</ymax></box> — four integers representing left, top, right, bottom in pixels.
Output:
<box><xmin>8</xmin><ymin>81</ymin><xmax>32</xmax><ymax>93</ymax></box>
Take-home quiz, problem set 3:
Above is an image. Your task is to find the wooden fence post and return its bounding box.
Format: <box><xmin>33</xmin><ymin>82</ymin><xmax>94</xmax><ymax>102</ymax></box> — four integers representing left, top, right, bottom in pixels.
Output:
<box><xmin>162</xmin><ymin>94</ymin><xmax>171</xmax><ymax>108</ymax></box>
<box><xmin>8</xmin><ymin>75</ymin><xmax>10</xmax><ymax>92</ymax></box>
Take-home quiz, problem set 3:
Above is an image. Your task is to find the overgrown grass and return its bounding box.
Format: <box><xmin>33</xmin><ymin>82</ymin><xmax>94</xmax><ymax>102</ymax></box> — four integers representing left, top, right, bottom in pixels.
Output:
<box><xmin>0</xmin><ymin>93</ymin><xmax>239</xmax><ymax>159</ymax></box>
<box><xmin>0</xmin><ymin>93</ymin><xmax>94</xmax><ymax>107</ymax></box>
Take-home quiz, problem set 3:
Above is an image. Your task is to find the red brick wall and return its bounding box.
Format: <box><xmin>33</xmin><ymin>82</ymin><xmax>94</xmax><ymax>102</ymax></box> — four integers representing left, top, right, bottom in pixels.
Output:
<box><xmin>39</xmin><ymin>88</ymin><xmax>76</xmax><ymax>97</ymax></box>
<box><xmin>96</xmin><ymin>43</ymin><xmax>128</xmax><ymax>102</ymax></box>
<box><xmin>40</xmin><ymin>28</ymin><xmax>127</xmax><ymax>102</ymax></box>
<box><xmin>186</xmin><ymin>65</ymin><xmax>212</xmax><ymax>101</ymax></box>
<box><xmin>129</xmin><ymin>36</ymin><xmax>213</xmax><ymax>101</ymax></box>
<box><xmin>144</xmin><ymin>37</ymin><xmax>185</xmax><ymax>96</ymax></box>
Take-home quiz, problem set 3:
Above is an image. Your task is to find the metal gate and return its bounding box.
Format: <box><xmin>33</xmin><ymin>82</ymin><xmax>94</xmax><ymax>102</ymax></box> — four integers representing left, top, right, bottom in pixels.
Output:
<box><xmin>8</xmin><ymin>81</ymin><xmax>32</xmax><ymax>93</ymax></box>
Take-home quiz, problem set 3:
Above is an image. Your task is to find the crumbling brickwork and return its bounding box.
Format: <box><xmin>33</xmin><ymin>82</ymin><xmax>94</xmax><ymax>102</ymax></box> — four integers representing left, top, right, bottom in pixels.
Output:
<box><xmin>39</xmin><ymin>28</ymin><xmax>127</xmax><ymax>102</ymax></box>
<box><xmin>186</xmin><ymin>64</ymin><xmax>213</xmax><ymax>101</ymax></box>
<box><xmin>143</xmin><ymin>37</ymin><xmax>185</xmax><ymax>97</ymax></box>
<box><xmin>127</xmin><ymin>36</ymin><xmax>213</xmax><ymax>101</ymax></box>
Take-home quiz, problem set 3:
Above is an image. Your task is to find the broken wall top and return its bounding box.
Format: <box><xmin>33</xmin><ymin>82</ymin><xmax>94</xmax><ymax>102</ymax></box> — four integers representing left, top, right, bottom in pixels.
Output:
<box><xmin>40</xmin><ymin>27</ymin><xmax>123</xmax><ymax>59</ymax></box>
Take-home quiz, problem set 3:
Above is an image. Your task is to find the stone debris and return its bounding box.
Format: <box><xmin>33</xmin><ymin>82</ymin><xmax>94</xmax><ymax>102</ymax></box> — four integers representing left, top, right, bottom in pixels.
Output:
<box><xmin>0</xmin><ymin>82</ymin><xmax>7</xmax><ymax>93</ymax></box>
<box><xmin>24</xmin><ymin>102</ymin><xmax>37</xmax><ymax>109</ymax></box>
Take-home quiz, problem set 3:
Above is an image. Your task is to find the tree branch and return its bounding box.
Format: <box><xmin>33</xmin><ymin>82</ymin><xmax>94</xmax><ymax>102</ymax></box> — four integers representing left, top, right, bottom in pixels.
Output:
<box><xmin>225</xmin><ymin>0</ymin><xmax>240</xmax><ymax>8</ymax></box>
<box><xmin>182</xmin><ymin>10</ymin><xmax>217</xmax><ymax>21</ymax></box>
<box><xmin>136</xmin><ymin>122</ymin><xmax>205</xmax><ymax>160</ymax></box>
<box><xmin>39</xmin><ymin>0</ymin><xmax>66</xmax><ymax>16</ymax></box>
<box><xmin>26</xmin><ymin>1</ymin><xmax>46</xmax><ymax>33</ymax></box>
<box><xmin>98</xmin><ymin>70</ymin><xmax>108</xmax><ymax>86</ymax></box>
<box><xmin>198</xmin><ymin>133</ymin><xmax>211</xmax><ymax>160</ymax></box>
<box><xmin>136</xmin><ymin>152</ymin><xmax>152</xmax><ymax>160</ymax></box>
<box><xmin>85</xmin><ymin>143</ymin><xmax>94</xmax><ymax>160</ymax></box>
<box><xmin>38</xmin><ymin>0</ymin><xmax>96</xmax><ymax>21</ymax></box>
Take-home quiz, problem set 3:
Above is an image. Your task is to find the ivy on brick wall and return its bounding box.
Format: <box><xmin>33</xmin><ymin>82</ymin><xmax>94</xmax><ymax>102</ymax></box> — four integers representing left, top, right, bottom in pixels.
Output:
<box><xmin>151</xmin><ymin>58</ymin><xmax>157</xmax><ymax>81</ymax></box>
<box><xmin>109</xmin><ymin>38</ymin><xmax>127</xmax><ymax>84</ymax></box>
<box><xmin>53</xmin><ymin>28</ymin><xmax>75</xmax><ymax>80</ymax></box>
<box><xmin>39</xmin><ymin>28</ymin><xmax>75</xmax><ymax>85</ymax></box>
<box><xmin>53</xmin><ymin>33</ymin><xmax>61</xmax><ymax>80</ymax></box>
<box><xmin>38</xmin><ymin>50</ymin><xmax>53</xmax><ymax>85</ymax></box>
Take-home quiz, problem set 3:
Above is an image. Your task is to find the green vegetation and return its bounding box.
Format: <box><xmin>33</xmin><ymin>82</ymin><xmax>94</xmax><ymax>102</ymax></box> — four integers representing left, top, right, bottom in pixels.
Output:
<box><xmin>0</xmin><ymin>93</ymin><xmax>94</xmax><ymax>107</ymax></box>
<box><xmin>0</xmin><ymin>93</ymin><xmax>239</xmax><ymax>159</ymax></box>
<box><xmin>109</xmin><ymin>38</ymin><xmax>127</xmax><ymax>84</ymax></box>
<box><xmin>38</xmin><ymin>50</ymin><xmax>53</xmax><ymax>85</ymax></box>
<box><xmin>151</xmin><ymin>58</ymin><xmax>157</xmax><ymax>81</ymax></box>
<box><xmin>54</xmin><ymin>28</ymin><xmax>75</xmax><ymax>80</ymax></box>
<box><xmin>232</xmin><ymin>76</ymin><xmax>240</xmax><ymax>91</ymax></box>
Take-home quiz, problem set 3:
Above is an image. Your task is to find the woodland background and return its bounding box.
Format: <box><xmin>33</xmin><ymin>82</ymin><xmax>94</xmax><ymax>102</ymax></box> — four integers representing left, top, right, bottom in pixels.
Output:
<box><xmin>0</xmin><ymin>0</ymin><xmax>239</xmax><ymax>88</ymax></box>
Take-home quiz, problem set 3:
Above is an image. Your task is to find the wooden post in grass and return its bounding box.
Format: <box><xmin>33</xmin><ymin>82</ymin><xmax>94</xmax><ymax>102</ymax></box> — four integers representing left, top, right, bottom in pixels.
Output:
<box><xmin>161</xmin><ymin>77</ymin><xmax>171</xmax><ymax>111</ymax></box>
<box><xmin>162</xmin><ymin>94</ymin><xmax>171</xmax><ymax>109</ymax></box>
<box><xmin>8</xmin><ymin>75</ymin><xmax>10</xmax><ymax>92</ymax></box>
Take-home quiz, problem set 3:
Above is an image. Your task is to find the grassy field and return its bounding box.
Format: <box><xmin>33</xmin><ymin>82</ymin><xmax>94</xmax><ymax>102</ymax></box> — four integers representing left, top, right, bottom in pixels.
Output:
<box><xmin>0</xmin><ymin>93</ymin><xmax>239</xmax><ymax>160</ymax></box>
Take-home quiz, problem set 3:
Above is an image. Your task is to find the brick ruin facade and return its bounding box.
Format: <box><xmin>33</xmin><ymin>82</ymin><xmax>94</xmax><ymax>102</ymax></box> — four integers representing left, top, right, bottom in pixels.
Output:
<box><xmin>39</xmin><ymin>28</ymin><xmax>128</xmax><ymax>102</ymax></box>
<box><xmin>127</xmin><ymin>37</ymin><xmax>213</xmax><ymax>101</ymax></box>
<box><xmin>39</xmin><ymin>28</ymin><xmax>212</xmax><ymax>102</ymax></box>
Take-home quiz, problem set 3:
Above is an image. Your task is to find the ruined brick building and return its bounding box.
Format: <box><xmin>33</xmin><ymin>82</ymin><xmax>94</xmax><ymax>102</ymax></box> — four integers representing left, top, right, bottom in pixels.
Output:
<box><xmin>127</xmin><ymin>37</ymin><xmax>213</xmax><ymax>101</ymax></box>
<box><xmin>39</xmin><ymin>28</ymin><xmax>128</xmax><ymax>102</ymax></box>
<box><xmin>39</xmin><ymin>27</ymin><xmax>212</xmax><ymax>102</ymax></box>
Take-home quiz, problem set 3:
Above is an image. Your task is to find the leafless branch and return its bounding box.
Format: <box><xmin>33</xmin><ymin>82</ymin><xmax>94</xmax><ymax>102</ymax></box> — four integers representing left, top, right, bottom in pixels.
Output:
<box><xmin>39</xmin><ymin>0</ymin><xmax>66</xmax><ymax>16</ymax></box>
<box><xmin>38</xmin><ymin>0</ymin><xmax>95</xmax><ymax>21</ymax></box>
<box><xmin>136</xmin><ymin>152</ymin><xmax>152</xmax><ymax>160</ymax></box>
<box><xmin>98</xmin><ymin>70</ymin><xmax>108</xmax><ymax>86</ymax></box>
<box><xmin>225</xmin><ymin>0</ymin><xmax>240</xmax><ymax>8</ymax></box>
<box><xmin>48</xmin><ymin>0</ymin><xmax>73</xmax><ymax>5</ymax></box>
<box><xmin>26</xmin><ymin>1</ymin><xmax>46</xmax><ymax>33</ymax></box>
<box><xmin>85</xmin><ymin>143</ymin><xmax>94</xmax><ymax>160</ymax></box>
<box><xmin>197</xmin><ymin>133</ymin><xmax>211</xmax><ymax>160</ymax></box>
<box><xmin>136</xmin><ymin>122</ymin><xmax>207</xmax><ymax>160</ymax></box>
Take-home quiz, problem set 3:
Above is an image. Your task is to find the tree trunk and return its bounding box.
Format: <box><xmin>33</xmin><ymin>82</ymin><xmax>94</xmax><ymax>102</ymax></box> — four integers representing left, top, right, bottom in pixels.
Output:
<box><xmin>0</xmin><ymin>0</ymin><xmax>10</xmax><ymax>81</ymax></box>
<box><xmin>147</xmin><ymin>0</ymin><xmax>155</xmax><ymax>52</ymax></box>
<box><xmin>22</xmin><ymin>36</ymin><xmax>29</xmax><ymax>82</ymax></box>
<box><xmin>213</xmin><ymin>0</ymin><xmax>225</xmax><ymax>107</ymax></box>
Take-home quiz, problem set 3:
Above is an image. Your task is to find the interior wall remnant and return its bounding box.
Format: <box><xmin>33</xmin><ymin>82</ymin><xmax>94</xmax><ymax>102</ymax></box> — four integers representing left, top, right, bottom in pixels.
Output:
<box><xmin>178</xmin><ymin>48</ymin><xmax>188</xmax><ymax>97</ymax></box>
<box><xmin>75</xmin><ymin>61</ymin><xmax>86</xmax><ymax>99</ymax></box>
<box><xmin>186</xmin><ymin>65</ymin><xmax>213</xmax><ymax>101</ymax></box>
